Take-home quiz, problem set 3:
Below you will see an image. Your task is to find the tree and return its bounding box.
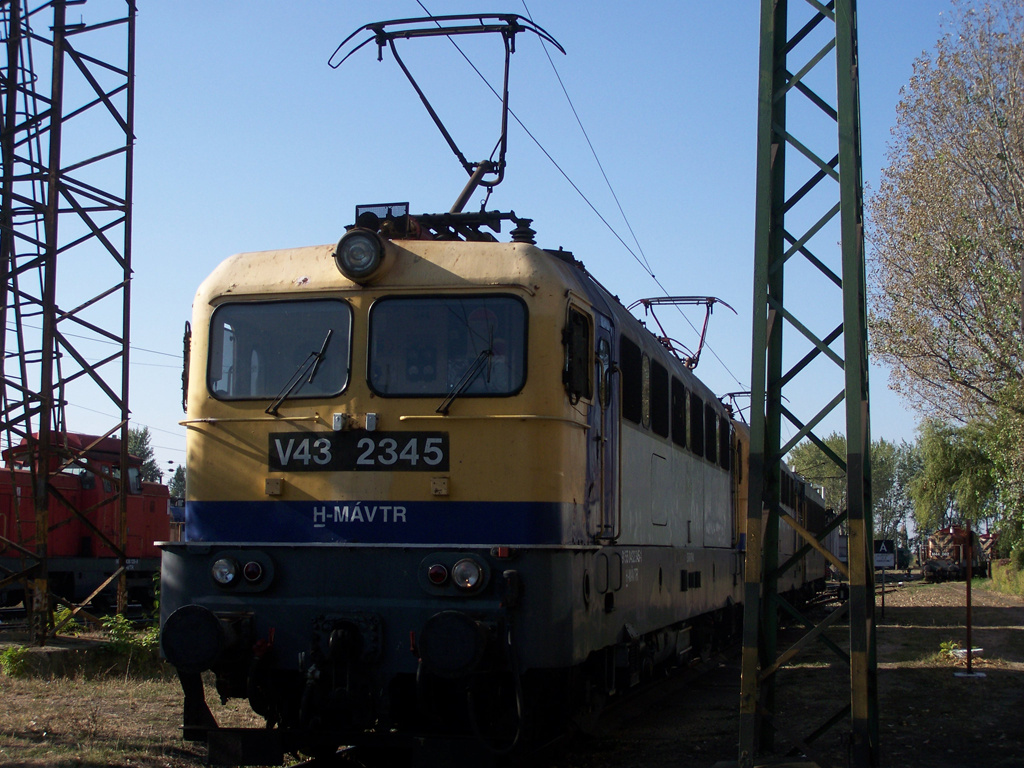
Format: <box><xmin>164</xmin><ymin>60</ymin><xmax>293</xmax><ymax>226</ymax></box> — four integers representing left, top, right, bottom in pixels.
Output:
<box><xmin>128</xmin><ymin>426</ymin><xmax>163</xmax><ymax>483</ymax></box>
<box><xmin>868</xmin><ymin>0</ymin><xmax>1024</xmax><ymax>422</ymax></box>
<box><xmin>168</xmin><ymin>465</ymin><xmax>186</xmax><ymax>498</ymax></box>
<box><xmin>788</xmin><ymin>433</ymin><xmax>849</xmax><ymax>514</ymax></box>
<box><xmin>984</xmin><ymin>383</ymin><xmax>1024</xmax><ymax>553</ymax></box>
<box><xmin>872</xmin><ymin>439</ymin><xmax>922</xmax><ymax>543</ymax></box>
<box><xmin>786</xmin><ymin>434</ymin><xmax>920</xmax><ymax>541</ymax></box>
<box><xmin>908</xmin><ymin>419</ymin><xmax>997</xmax><ymax>533</ymax></box>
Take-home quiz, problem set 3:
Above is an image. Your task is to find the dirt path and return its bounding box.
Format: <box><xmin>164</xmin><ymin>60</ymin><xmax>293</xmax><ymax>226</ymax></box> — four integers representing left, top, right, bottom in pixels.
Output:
<box><xmin>872</xmin><ymin>581</ymin><xmax>1024</xmax><ymax>768</ymax></box>
<box><xmin>551</xmin><ymin>580</ymin><xmax>1024</xmax><ymax>768</ymax></box>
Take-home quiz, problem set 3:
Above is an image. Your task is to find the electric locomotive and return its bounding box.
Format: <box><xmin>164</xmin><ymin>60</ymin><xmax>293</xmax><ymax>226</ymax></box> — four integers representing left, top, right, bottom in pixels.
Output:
<box><xmin>159</xmin><ymin>203</ymin><xmax>829</xmax><ymax>762</ymax></box>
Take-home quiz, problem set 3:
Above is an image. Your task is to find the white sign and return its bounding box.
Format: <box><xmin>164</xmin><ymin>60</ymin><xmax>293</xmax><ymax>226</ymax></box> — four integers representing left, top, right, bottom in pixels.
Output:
<box><xmin>874</xmin><ymin>539</ymin><xmax>896</xmax><ymax>569</ymax></box>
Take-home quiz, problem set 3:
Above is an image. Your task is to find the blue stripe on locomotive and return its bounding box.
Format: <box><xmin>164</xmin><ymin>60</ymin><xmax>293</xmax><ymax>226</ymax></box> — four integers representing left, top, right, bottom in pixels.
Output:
<box><xmin>185</xmin><ymin>499</ymin><xmax>569</xmax><ymax>545</ymax></box>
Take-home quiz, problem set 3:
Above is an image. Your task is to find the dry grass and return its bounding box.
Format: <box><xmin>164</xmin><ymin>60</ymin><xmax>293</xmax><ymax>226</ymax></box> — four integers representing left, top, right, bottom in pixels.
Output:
<box><xmin>0</xmin><ymin>675</ymin><xmax>204</xmax><ymax>767</ymax></box>
<box><xmin>0</xmin><ymin>631</ymin><xmax>261</xmax><ymax>767</ymax></box>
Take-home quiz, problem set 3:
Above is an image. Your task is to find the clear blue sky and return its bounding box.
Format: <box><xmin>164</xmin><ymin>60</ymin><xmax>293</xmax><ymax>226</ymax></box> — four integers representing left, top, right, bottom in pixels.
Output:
<box><xmin>57</xmin><ymin>1</ymin><xmax>958</xmax><ymax>475</ymax></box>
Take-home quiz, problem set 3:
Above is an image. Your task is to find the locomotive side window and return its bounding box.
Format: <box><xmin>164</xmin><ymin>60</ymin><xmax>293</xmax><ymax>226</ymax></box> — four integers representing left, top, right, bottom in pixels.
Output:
<box><xmin>650</xmin><ymin>360</ymin><xmax>669</xmax><ymax>438</ymax></box>
<box><xmin>368</xmin><ymin>295</ymin><xmax>526</xmax><ymax>397</ymax></box>
<box><xmin>704</xmin><ymin>403</ymin><xmax>718</xmax><ymax>465</ymax></box>
<box><xmin>670</xmin><ymin>377</ymin><xmax>686</xmax><ymax>447</ymax></box>
<box><xmin>597</xmin><ymin>338</ymin><xmax>612</xmax><ymax>408</ymax></box>
<box><xmin>562</xmin><ymin>308</ymin><xmax>592</xmax><ymax>403</ymax></box>
<box><xmin>128</xmin><ymin>467</ymin><xmax>143</xmax><ymax>494</ymax></box>
<box><xmin>718</xmin><ymin>414</ymin><xmax>731</xmax><ymax>470</ymax></box>
<box><xmin>641</xmin><ymin>354</ymin><xmax>651</xmax><ymax>429</ymax></box>
<box><xmin>208</xmin><ymin>299</ymin><xmax>351</xmax><ymax>400</ymax></box>
<box><xmin>619</xmin><ymin>336</ymin><xmax>643</xmax><ymax>424</ymax></box>
<box><xmin>689</xmin><ymin>392</ymin><xmax>704</xmax><ymax>457</ymax></box>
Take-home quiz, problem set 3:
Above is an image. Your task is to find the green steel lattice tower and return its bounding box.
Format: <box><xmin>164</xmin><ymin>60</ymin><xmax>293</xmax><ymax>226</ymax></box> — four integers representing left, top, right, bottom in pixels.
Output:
<box><xmin>738</xmin><ymin>0</ymin><xmax>878</xmax><ymax>766</ymax></box>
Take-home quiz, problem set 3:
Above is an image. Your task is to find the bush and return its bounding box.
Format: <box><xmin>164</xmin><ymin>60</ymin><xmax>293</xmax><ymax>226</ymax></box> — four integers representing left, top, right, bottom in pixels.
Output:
<box><xmin>991</xmin><ymin>559</ymin><xmax>1024</xmax><ymax>597</ymax></box>
<box><xmin>97</xmin><ymin>614</ymin><xmax>166</xmax><ymax>677</ymax></box>
<box><xmin>102</xmin><ymin>614</ymin><xmax>158</xmax><ymax>655</ymax></box>
<box><xmin>1011</xmin><ymin>547</ymin><xmax>1024</xmax><ymax>572</ymax></box>
<box><xmin>0</xmin><ymin>645</ymin><xmax>30</xmax><ymax>677</ymax></box>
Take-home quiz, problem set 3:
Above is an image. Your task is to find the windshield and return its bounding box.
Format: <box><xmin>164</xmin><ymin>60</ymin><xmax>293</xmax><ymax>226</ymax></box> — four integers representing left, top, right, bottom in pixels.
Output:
<box><xmin>368</xmin><ymin>295</ymin><xmax>526</xmax><ymax>397</ymax></box>
<box><xmin>208</xmin><ymin>300</ymin><xmax>351</xmax><ymax>400</ymax></box>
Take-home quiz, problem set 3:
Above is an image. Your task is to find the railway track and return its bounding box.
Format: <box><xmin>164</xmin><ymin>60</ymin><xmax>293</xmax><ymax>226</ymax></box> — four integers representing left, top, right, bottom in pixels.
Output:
<box><xmin>0</xmin><ymin>602</ymin><xmax>153</xmax><ymax>628</ymax></box>
<box><xmin>282</xmin><ymin>650</ymin><xmax>742</xmax><ymax>768</ymax></box>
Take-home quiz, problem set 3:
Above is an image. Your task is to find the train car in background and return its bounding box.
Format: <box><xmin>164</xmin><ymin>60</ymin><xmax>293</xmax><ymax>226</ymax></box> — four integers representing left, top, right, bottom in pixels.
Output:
<box><xmin>0</xmin><ymin>433</ymin><xmax>170</xmax><ymax>607</ymax></box>
<box><xmin>731</xmin><ymin>423</ymin><xmax>832</xmax><ymax>599</ymax></box>
<box><xmin>978</xmin><ymin>531</ymin><xmax>1000</xmax><ymax>568</ymax></box>
<box><xmin>922</xmin><ymin>525</ymin><xmax>989</xmax><ymax>581</ymax></box>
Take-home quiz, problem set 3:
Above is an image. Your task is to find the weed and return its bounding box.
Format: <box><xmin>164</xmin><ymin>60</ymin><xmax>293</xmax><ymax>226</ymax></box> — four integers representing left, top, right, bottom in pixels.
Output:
<box><xmin>53</xmin><ymin>606</ymin><xmax>82</xmax><ymax>636</ymax></box>
<box><xmin>102</xmin><ymin>614</ymin><xmax>156</xmax><ymax>654</ymax></box>
<box><xmin>150</xmin><ymin>570</ymin><xmax>161</xmax><ymax>617</ymax></box>
<box><xmin>0</xmin><ymin>645</ymin><xmax>30</xmax><ymax>677</ymax></box>
<box><xmin>938</xmin><ymin>639</ymin><xmax>961</xmax><ymax>660</ymax></box>
<box><xmin>96</xmin><ymin>614</ymin><xmax>165</xmax><ymax>678</ymax></box>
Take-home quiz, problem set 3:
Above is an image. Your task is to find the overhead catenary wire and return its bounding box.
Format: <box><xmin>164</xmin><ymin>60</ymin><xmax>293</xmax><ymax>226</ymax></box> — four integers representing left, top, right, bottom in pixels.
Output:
<box><xmin>414</xmin><ymin>1</ymin><xmax>746</xmax><ymax>391</ymax></box>
<box><xmin>6</xmin><ymin>322</ymin><xmax>180</xmax><ymax>360</ymax></box>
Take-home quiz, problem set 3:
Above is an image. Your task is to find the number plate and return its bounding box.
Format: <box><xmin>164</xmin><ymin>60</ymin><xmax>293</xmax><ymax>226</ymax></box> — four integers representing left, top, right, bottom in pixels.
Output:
<box><xmin>268</xmin><ymin>431</ymin><xmax>449</xmax><ymax>472</ymax></box>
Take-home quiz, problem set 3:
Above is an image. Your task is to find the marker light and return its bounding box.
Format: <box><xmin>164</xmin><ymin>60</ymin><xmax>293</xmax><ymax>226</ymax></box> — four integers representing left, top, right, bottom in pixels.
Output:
<box><xmin>334</xmin><ymin>228</ymin><xmax>384</xmax><ymax>283</ymax></box>
<box><xmin>427</xmin><ymin>563</ymin><xmax>448</xmax><ymax>586</ymax></box>
<box><xmin>243</xmin><ymin>560</ymin><xmax>264</xmax><ymax>583</ymax></box>
<box><xmin>211</xmin><ymin>557</ymin><xmax>239</xmax><ymax>585</ymax></box>
<box><xmin>451</xmin><ymin>558</ymin><xmax>483</xmax><ymax>590</ymax></box>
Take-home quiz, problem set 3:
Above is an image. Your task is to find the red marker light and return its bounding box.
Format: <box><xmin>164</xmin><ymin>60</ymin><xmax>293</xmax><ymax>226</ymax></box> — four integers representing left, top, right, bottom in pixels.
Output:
<box><xmin>427</xmin><ymin>564</ymin><xmax>448</xmax><ymax>585</ymax></box>
<box><xmin>243</xmin><ymin>561</ymin><xmax>263</xmax><ymax>583</ymax></box>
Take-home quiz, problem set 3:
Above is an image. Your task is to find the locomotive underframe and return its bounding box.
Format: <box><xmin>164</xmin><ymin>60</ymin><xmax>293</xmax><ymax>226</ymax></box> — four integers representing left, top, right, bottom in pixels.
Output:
<box><xmin>160</xmin><ymin>539</ymin><xmax>753</xmax><ymax>756</ymax></box>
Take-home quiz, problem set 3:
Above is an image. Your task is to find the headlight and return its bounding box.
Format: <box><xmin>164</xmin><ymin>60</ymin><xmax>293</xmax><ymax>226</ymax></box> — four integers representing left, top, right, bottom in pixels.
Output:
<box><xmin>211</xmin><ymin>557</ymin><xmax>239</xmax><ymax>585</ymax></box>
<box><xmin>334</xmin><ymin>228</ymin><xmax>384</xmax><ymax>283</ymax></box>
<box><xmin>451</xmin><ymin>558</ymin><xmax>483</xmax><ymax>590</ymax></box>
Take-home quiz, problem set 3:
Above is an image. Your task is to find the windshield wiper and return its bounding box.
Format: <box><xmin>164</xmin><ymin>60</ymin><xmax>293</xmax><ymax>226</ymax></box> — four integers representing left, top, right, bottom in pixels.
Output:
<box><xmin>436</xmin><ymin>347</ymin><xmax>492</xmax><ymax>415</ymax></box>
<box><xmin>266</xmin><ymin>330</ymin><xmax>333</xmax><ymax>415</ymax></box>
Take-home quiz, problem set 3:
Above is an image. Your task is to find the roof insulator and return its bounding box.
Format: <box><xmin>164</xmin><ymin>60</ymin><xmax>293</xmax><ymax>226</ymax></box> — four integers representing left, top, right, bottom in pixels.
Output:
<box><xmin>510</xmin><ymin>218</ymin><xmax>536</xmax><ymax>244</ymax></box>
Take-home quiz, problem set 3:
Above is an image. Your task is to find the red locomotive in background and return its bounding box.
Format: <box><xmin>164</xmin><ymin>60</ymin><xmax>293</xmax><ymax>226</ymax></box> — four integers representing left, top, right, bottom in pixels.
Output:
<box><xmin>0</xmin><ymin>432</ymin><xmax>170</xmax><ymax>608</ymax></box>
<box><xmin>922</xmin><ymin>525</ymin><xmax>992</xmax><ymax>581</ymax></box>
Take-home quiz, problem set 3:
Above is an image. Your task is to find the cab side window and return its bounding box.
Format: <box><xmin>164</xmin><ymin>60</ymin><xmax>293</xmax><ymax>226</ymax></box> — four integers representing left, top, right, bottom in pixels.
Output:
<box><xmin>620</xmin><ymin>336</ymin><xmax>643</xmax><ymax>424</ymax></box>
<box><xmin>563</xmin><ymin>308</ymin><xmax>593</xmax><ymax>403</ymax></box>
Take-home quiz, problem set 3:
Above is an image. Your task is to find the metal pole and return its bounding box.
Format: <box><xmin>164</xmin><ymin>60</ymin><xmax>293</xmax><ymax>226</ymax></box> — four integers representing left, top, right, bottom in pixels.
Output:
<box><xmin>965</xmin><ymin>520</ymin><xmax>973</xmax><ymax>674</ymax></box>
<box><xmin>31</xmin><ymin>0</ymin><xmax>69</xmax><ymax>645</ymax></box>
<box><xmin>739</xmin><ymin>1</ymin><xmax>787</xmax><ymax>761</ymax></box>
<box><xmin>880</xmin><ymin>568</ymin><xmax>885</xmax><ymax>620</ymax></box>
<box><xmin>116</xmin><ymin>0</ymin><xmax>137</xmax><ymax>617</ymax></box>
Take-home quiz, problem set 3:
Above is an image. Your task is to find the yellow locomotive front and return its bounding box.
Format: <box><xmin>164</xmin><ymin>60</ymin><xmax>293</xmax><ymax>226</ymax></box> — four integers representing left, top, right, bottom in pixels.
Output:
<box><xmin>159</xmin><ymin>207</ymin><xmax>602</xmax><ymax>755</ymax></box>
<box><xmin>180</xmin><ymin>216</ymin><xmax>587</xmax><ymax>541</ymax></box>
